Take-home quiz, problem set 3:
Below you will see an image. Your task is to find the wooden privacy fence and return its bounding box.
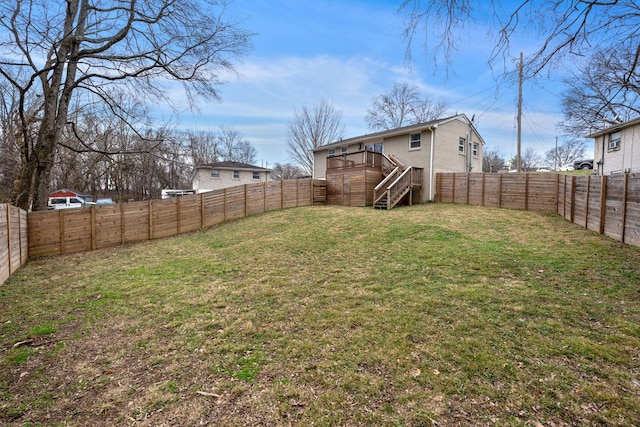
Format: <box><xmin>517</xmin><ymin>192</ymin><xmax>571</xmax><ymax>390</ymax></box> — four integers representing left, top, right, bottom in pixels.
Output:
<box><xmin>436</xmin><ymin>172</ymin><xmax>640</xmax><ymax>247</ymax></box>
<box><xmin>28</xmin><ymin>179</ymin><xmax>319</xmax><ymax>258</ymax></box>
<box><xmin>0</xmin><ymin>204</ymin><xmax>28</xmax><ymax>285</ymax></box>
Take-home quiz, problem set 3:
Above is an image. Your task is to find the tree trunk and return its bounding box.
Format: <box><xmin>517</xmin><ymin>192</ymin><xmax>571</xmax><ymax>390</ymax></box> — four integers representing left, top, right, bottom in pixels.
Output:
<box><xmin>11</xmin><ymin>156</ymin><xmax>35</xmax><ymax>211</ymax></box>
<box><xmin>32</xmin><ymin>142</ymin><xmax>56</xmax><ymax>211</ymax></box>
<box><xmin>11</xmin><ymin>131</ymin><xmax>57</xmax><ymax>211</ymax></box>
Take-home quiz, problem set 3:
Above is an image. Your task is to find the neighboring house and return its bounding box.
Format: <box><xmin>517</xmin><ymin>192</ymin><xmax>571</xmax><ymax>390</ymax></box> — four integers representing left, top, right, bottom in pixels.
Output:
<box><xmin>312</xmin><ymin>114</ymin><xmax>484</xmax><ymax>207</ymax></box>
<box><xmin>587</xmin><ymin>116</ymin><xmax>640</xmax><ymax>175</ymax></box>
<box><xmin>192</xmin><ymin>161</ymin><xmax>272</xmax><ymax>193</ymax></box>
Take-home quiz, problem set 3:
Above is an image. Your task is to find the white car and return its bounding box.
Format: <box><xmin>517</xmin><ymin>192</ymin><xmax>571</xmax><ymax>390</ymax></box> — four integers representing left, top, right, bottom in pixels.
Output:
<box><xmin>558</xmin><ymin>164</ymin><xmax>575</xmax><ymax>171</ymax></box>
<box><xmin>536</xmin><ymin>167</ymin><xmax>550</xmax><ymax>172</ymax></box>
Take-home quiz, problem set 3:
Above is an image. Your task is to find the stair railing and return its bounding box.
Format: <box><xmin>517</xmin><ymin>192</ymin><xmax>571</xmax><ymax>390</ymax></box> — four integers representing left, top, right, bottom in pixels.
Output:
<box><xmin>380</xmin><ymin>153</ymin><xmax>399</xmax><ymax>176</ymax></box>
<box><xmin>373</xmin><ymin>166</ymin><xmax>401</xmax><ymax>206</ymax></box>
<box><xmin>384</xmin><ymin>167</ymin><xmax>414</xmax><ymax>209</ymax></box>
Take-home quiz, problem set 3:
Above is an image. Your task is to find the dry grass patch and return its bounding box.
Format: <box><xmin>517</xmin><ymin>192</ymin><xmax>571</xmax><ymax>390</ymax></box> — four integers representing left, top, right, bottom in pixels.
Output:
<box><xmin>1</xmin><ymin>204</ymin><xmax>639</xmax><ymax>426</ymax></box>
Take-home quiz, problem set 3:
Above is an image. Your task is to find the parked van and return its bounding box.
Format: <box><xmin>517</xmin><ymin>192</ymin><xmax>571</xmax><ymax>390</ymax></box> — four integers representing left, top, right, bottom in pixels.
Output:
<box><xmin>47</xmin><ymin>196</ymin><xmax>95</xmax><ymax>210</ymax></box>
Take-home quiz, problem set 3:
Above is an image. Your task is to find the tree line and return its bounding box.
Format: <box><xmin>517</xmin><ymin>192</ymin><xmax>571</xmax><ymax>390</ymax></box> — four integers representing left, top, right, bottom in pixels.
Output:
<box><xmin>0</xmin><ymin>101</ymin><xmax>264</xmax><ymax>203</ymax></box>
<box><xmin>0</xmin><ymin>0</ymin><xmax>252</xmax><ymax>210</ymax></box>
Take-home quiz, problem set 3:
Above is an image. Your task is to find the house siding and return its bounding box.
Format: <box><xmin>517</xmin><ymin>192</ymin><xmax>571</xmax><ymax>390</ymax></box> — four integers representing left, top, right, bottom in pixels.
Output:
<box><xmin>593</xmin><ymin>122</ymin><xmax>640</xmax><ymax>175</ymax></box>
<box><xmin>193</xmin><ymin>169</ymin><xmax>270</xmax><ymax>192</ymax></box>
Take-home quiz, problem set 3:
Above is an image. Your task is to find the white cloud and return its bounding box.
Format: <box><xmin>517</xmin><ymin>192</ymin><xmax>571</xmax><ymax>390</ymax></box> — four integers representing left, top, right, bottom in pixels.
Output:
<box><xmin>166</xmin><ymin>54</ymin><xmax>581</xmax><ymax>167</ymax></box>
<box><xmin>172</xmin><ymin>54</ymin><xmax>415</xmax><ymax>164</ymax></box>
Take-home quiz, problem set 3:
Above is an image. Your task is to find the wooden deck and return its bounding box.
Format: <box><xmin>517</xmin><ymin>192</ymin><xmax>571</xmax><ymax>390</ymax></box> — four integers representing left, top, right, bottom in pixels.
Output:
<box><xmin>325</xmin><ymin>151</ymin><xmax>422</xmax><ymax>208</ymax></box>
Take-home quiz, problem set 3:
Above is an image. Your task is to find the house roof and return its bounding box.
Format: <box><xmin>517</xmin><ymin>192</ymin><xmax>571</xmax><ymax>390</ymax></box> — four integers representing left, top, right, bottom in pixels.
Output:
<box><xmin>48</xmin><ymin>188</ymin><xmax>89</xmax><ymax>198</ymax></box>
<box><xmin>312</xmin><ymin>114</ymin><xmax>485</xmax><ymax>151</ymax></box>
<box><xmin>586</xmin><ymin>116</ymin><xmax>640</xmax><ymax>138</ymax></box>
<box><xmin>195</xmin><ymin>161</ymin><xmax>272</xmax><ymax>172</ymax></box>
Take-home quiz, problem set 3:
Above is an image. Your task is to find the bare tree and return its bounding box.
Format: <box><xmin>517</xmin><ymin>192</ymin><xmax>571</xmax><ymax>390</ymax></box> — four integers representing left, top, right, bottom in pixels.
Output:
<box><xmin>185</xmin><ymin>130</ymin><xmax>221</xmax><ymax>166</ymax></box>
<box><xmin>482</xmin><ymin>147</ymin><xmax>505</xmax><ymax>173</ymax></box>
<box><xmin>0</xmin><ymin>0</ymin><xmax>252</xmax><ymax>210</ymax></box>
<box><xmin>544</xmin><ymin>139</ymin><xmax>586</xmax><ymax>169</ymax></box>
<box><xmin>216</xmin><ymin>126</ymin><xmax>257</xmax><ymax>164</ymax></box>
<box><xmin>365</xmin><ymin>82</ymin><xmax>448</xmax><ymax>131</ymax></box>
<box><xmin>0</xmin><ymin>82</ymin><xmax>23</xmax><ymax>202</ymax></box>
<box><xmin>560</xmin><ymin>44</ymin><xmax>640</xmax><ymax>137</ymax></box>
<box><xmin>508</xmin><ymin>148</ymin><xmax>543</xmax><ymax>171</ymax></box>
<box><xmin>287</xmin><ymin>99</ymin><xmax>344</xmax><ymax>175</ymax></box>
<box><xmin>270</xmin><ymin>163</ymin><xmax>307</xmax><ymax>180</ymax></box>
<box><xmin>521</xmin><ymin>147</ymin><xmax>543</xmax><ymax>171</ymax></box>
<box><xmin>401</xmin><ymin>1</ymin><xmax>640</xmax><ymax>79</ymax></box>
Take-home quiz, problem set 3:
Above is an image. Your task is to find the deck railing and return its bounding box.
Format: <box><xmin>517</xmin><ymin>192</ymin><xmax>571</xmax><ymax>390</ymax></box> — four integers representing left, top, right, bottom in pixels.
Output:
<box><xmin>381</xmin><ymin>153</ymin><xmax>397</xmax><ymax>175</ymax></box>
<box><xmin>326</xmin><ymin>150</ymin><xmax>390</xmax><ymax>171</ymax></box>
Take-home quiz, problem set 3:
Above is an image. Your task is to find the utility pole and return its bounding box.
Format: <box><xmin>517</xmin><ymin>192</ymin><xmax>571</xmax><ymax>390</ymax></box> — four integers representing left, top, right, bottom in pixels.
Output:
<box><xmin>517</xmin><ymin>52</ymin><xmax>523</xmax><ymax>173</ymax></box>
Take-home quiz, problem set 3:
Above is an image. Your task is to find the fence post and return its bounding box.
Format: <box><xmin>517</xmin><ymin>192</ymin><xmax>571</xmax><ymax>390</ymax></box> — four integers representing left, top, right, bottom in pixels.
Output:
<box><xmin>91</xmin><ymin>206</ymin><xmax>97</xmax><ymax>250</ymax></box>
<box><xmin>223</xmin><ymin>188</ymin><xmax>227</xmax><ymax>222</ymax></box>
<box><xmin>452</xmin><ymin>173</ymin><xmax>456</xmax><ymax>203</ymax></box>
<box><xmin>524</xmin><ymin>174</ymin><xmax>529</xmax><ymax>211</ymax></box>
<box><xmin>562</xmin><ymin>175</ymin><xmax>567</xmax><ymax>219</ymax></box>
<box><xmin>281</xmin><ymin>180</ymin><xmax>285</xmax><ymax>209</ymax></box>
<box><xmin>599</xmin><ymin>175</ymin><xmax>607</xmax><ymax>235</ymax></box>
<box><xmin>570</xmin><ymin>176</ymin><xmax>577</xmax><ymax>223</ymax></box>
<box><xmin>58</xmin><ymin>209</ymin><xmax>65</xmax><ymax>255</ymax></box>
<box><xmin>176</xmin><ymin>196</ymin><xmax>181</xmax><ymax>235</ymax></box>
<box><xmin>621</xmin><ymin>173</ymin><xmax>629</xmax><ymax>244</ymax></box>
<box><xmin>244</xmin><ymin>184</ymin><xmax>248</xmax><ymax>218</ymax></box>
<box><xmin>5</xmin><ymin>204</ymin><xmax>11</xmax><ymax>276</ymax></box>
<box><xmin>498</xmin><ymin>174</ymin><xmax>503</xmax><ymax>208</ymax></box>
<box><xmin>148</xmin><ymin>200</ymin><xmax>154</xmax><ymax>240</ymax></box>
<box><xmin>200</xmin><ymin>193</ymin><xmax>205</xmax><ymax>229</ymax></box>
<box><xmin>585</xmin><ymin>175</ymin><xmax>591</xmax><ymax>229</ymax></box>
<box><xmin>555</xmin><ymin>174</ymin><xmax>560</xmax><ymax>214</ymax></box>
<box><xmin>309</xmin><ymin>178</ymin><xmax>313</xmax><ymax>205</ymax></box>
<box><xmin>121</xmin><ymin>201</ymin><xmax>126</xmax><ymax>244</ymax></box>
<box><xmin>14</xmin><ymin>206</ymin><xmax>20</xmax><ymax>269</ymax></box>
<box><xmin>263</xmin><ymin>182</ymin><xmax>267</xmax><ymax>212</ymax></box>
<box><xmin>481</xmin><ymin>174</ymin><xmax>486</xmax><ymax>206</ymax></box>
<box><xmin>466</xmin><ymin>173</ymin><xmax>470</xmax><ymax>205</ymax></box>
<box><xmin>21</xmin><ymin>209</ymin><xmax>27</xmax><ymax>262</ymax></box>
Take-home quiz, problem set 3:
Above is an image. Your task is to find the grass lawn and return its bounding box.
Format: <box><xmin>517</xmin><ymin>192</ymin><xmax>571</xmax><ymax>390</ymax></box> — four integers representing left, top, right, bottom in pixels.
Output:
<box><xmin>1</xmin><ymin>204</ymin><xmax>639</xmax><ymax>426</ymax></box>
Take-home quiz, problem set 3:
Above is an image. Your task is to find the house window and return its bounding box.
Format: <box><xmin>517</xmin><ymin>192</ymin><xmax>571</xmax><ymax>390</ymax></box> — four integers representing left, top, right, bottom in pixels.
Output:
<box><xmin>328</xmin><ymin>149</ymin><xmax>336</xmax><ymax>156</ymax></box>
<box><xmin>472</xmin><ymin>143</ymin><xmax>479</xmax><ymax>157</ymax></box>
<box><xmin>409</xmin><ymin>133</ymin><xmax>421</xmax><ymax>149</ymax></box>
<box><xmin>252</xmin><ymin>171</ymin><xmax>260</xmax><ymax>180</ymax></box>
<box><xmin>341</xmin><ymin>147</ymin><xmax>348</xmax><ymax>154</ymax></box>
<box><xmin>233</xmin><ymin>170</ymin><xmax>240</xmax><ymax>179</ymax></box>
<box><xmin>365</xmin><ymin>142</ymin><xmax>383</xmax><ymax>153</ymax></box>
<box><xmin>458</xmin><ymin>138</ymin><xmax>466</xmax><ymax>154</ymax></box>
<box><xmin>210</xmin><ymin>170</ymin><xmax>220</xmax><ymax>178</ymax></box>
<box><xmin>609</xmin><ymin>131</ymin><xmax>621</xmax><ymax>151</ymax></box>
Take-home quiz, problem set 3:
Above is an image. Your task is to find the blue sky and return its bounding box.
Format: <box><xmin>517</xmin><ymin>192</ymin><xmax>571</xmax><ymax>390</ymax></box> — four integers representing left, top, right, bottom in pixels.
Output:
<box><xmin>171</xmin><ymin>0</ymin><xmax>582</xmax><ymax>168</ymax></box>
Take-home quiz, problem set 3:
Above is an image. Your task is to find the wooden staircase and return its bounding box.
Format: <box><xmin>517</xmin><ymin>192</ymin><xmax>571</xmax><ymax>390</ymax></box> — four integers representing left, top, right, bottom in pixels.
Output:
<box><xmin>373</xmin><ymin>155</ymin><xmax>423</xmax><ymax>209</ymax></box>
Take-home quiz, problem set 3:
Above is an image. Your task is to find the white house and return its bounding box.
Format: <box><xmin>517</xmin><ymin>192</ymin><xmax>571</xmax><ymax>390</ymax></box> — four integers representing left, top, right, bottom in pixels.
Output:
<box><xmin>588</xmin><ymin>116</ymin><xmax>640</xmax><ymax>175</ymax></box>
<box><xmin>192</xmin><ymin>161</ymin><xmax>272</xmax><ymax>193</ymax></box>
<box><xmin>312</xmin><ymin>114</ymin><xmax>485</xmax><ymax>204</ymax></box>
